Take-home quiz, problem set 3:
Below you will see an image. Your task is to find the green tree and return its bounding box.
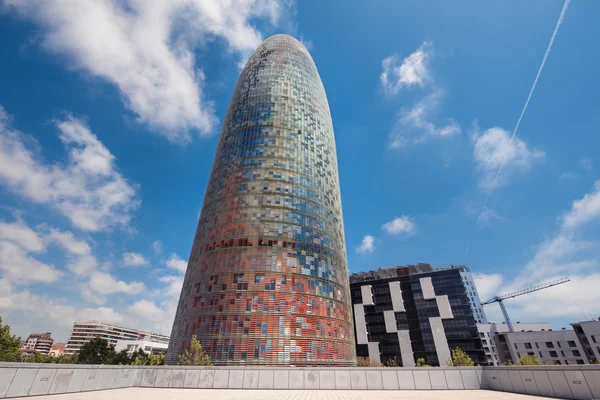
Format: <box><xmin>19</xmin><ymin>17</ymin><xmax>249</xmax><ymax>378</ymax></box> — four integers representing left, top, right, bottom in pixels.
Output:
<box><xmin>77</xmin><ymin>338</ymin><xmax>116</xmax><ymax>364</ymax></box>
<box><xmin>147</xmin><ymin>353</ymin><xmax>166</xmax><ymax>365</ymax></box>
<box><xmin>23</xmin><ymin>352</ymin><xmax>52</xmax><ymax>363</ymax></box>
<box><xmin>595</xmin><ymin>360</ymin><xmax>600</xmax><ymax>365</ymax></box>
<box><xmin>416</xmin><ymin>357</ymin><xmax>431</xmax><ymax>367</ymax></box>
<box><xmin>448</xmin><ymin>347</ymin><xmax>474</xmax><ymax>367</ymax></box>
<box><xmin>0</xmin><ymin>317</ymin><xmax>22</xmax><ymax>362</ymax></box>
<box><xmin>356</xmin><ymin>356</ymin><xmax>382</xmax><ymax>367</ymax></box>
<box><xmin>129</xmin><ymin>349</ymin><xmax>148</xmax><ymax>365</ymax></box>
<box><xmin>178</xmin><ymin>335</ymin><xmax>212</xmax><ymax>366</ymax></box>
<box><xmin>110</xmin><ymin>349</ymin><xmax>131</xmax><ymax>365</ymax></box>
<box><xmin>516</xmin><ymin>354</ymin><xmax>544</xmax><ymax>366</ymax></box>
<box><xmin>53</xmin><ymin>353</ymin><xmax>78</xmax><ymax>364</ymax></box>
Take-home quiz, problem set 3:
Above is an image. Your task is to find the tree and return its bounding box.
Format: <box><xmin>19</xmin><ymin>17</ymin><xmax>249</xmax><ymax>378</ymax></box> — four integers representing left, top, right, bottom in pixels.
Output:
<box><xmin>53</xmin><ymin>353</ymin><xmax>78</xmax><ymax>364</ymax></box>
<box><xmin>384</xmin><ymin>356</ymin><xmax>398</xmax><ymax>367</ymax></box>
<box><xmin>178</xmin><ymin>335</ymin><xmax>212</xmax><ymax>366</ymax></box>
<box><xmin>448</xmin><ymin>347</ymin><xmax>474</xmax><ymax>367</ymax></box>
<box><xmin>356</xmin><ymin>356</ymin><xmax>382</xmax><ymax>367</ymax></box>
<box><xmin>23</xmin><ymin>352</ymin><xmax>52</xmax><ymax>363</ymax></box>
<box><xmin>147</xmin><ymin>353</ymin><xmax>166</xmax><ymax>365</ymax></box>
<box><xmin>110</xmin><ymin>349</ymin><xmax>131</xmax><ymax>365</ymax></box>
<box><xmin>77</xmin><ymin>338</ymin><xmax>116</xmax><ymax>364</ymax></box>
<box><xmin>0</xmin><ymin>317</ymin><xmax>22</xmax><ymax>362</ymax></box>
<box><xmin>416</xmin><ymin>357</ymin><xmax>430</xmax><ymax>367</ymax></box>
<box><xmin>516</xmin><ymin>354</ymin><xmax>544</xmax><ymax>366</ymax></box>
<box><xmin>129</xmin><ymin>349</ymin><xmax>148</xmax><ymax>365</ymax></box>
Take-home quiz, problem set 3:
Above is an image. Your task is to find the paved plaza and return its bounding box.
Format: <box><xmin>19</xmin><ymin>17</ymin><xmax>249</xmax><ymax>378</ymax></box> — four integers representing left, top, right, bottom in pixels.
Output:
<box><xmin>13</xmin><ymin>387</ymin><xmax>552</xmax><ymax>400</ymax></box>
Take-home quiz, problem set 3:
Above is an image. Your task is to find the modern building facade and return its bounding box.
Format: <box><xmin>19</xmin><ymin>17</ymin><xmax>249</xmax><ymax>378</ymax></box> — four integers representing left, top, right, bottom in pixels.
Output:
<box><xmin>494</xmin><ymin>329</ymin><xmax>588</xmax><ymax>365</ymax></box>
<box><xmin>114</xmin><ymin>338</ymin><xmax>168</xmax><ymax>356</ymax></box>
<box><xmin>64</xmin><ymin>321</ymin><xmax>169</xmax><ymax>355</ymax></box>
<box><xmin>167</xmin><ymin>34</ymin><xmax>354</xmax><ymax>366</ymax></box>
<box><xmin>350</xmin><ymin>264</ymin><xmax>486</xmax><ymax>367</ymax></box>
<box><xmin>478</xmin><ymin>322</ymin><xmax>552</xmax><ymax>365</ymax></box>
<box><xmin>571</xmin><ymin>320</ymin><xmax>600</xmax><ymax>363</ymax></box>
<box><xmin>21</xmin><ymin>332</ymin><xmax>53</xmax><ymax>355</ymax></box>
<box><xmin>433</xmin><ymin>265</ymin><xmax>487</xmax><ymax>324</ymax></box>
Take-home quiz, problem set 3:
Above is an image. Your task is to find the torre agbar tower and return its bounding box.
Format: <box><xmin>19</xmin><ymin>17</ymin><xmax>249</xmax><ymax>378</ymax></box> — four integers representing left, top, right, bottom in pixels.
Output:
<box><xmin>166</xmin><ymin>35</ymin><xmax>355</xmax><ymax>366</ymax></box>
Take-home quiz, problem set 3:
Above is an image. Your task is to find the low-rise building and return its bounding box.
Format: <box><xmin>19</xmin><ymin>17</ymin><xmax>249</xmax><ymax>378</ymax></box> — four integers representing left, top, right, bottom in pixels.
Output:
<box><xmin>64</xmin><ymin>321</ymin><xmax>169</xmax><ymax>354</ymax></box>
<box><xmin>49</xmin><ymin>343</ymin><xmax>65</xmax><ymax>357</ymax></box>
<box><xmin>477</xmin><ymin>322</ymin><xmax>552</xmax><ymax>365</ymax></box>
<box><xmin>494</xmin><ymin>329</ymin><xmax>588</xmax><ymax>365</ymax></box>
<box><xmin>351</xmin><ymin>263</ymin><xmax>486</xmax><ymax>367</ymax></box>
<box><xmin>571</xmin><ymin>320</ymin><xmax>600</xmax><ymax>363</ymax></box>
<box><xmin>114</xmin><ymin>337</ymin><xmax>169</xmax><ymax>355</ymax></box>
<box><xmin>21</xmin><ymin>332</ymin><xmax>54</xmax><ymax>355</ymax></box>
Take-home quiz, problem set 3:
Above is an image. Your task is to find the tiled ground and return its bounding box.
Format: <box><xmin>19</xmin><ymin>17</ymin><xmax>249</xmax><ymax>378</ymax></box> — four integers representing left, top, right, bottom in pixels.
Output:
<box><xmin>13</xmin><ymin>387</ymin><xmax>553</xmax><ymax>400</ymax></box>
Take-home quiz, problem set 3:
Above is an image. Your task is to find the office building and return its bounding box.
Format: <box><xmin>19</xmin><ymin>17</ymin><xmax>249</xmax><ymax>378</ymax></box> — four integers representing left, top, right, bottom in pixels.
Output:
<box><xmin>433</xmin><ymin>265</ymin><xmax>487</xmax><ymax>324</ymax></box>
<box><xmin>571</xmin><ymin>320</ymin><xmax>600</xmax><ymax>363</ymax></box>
<box><xmin>167</xmin><ymin>34</ymin><xmax>354</xmax><ymax>366</ymax></box>
<box><xmin>114</xmin><ymin>338</ymin><xmax>168</xmax><ymax>355</ymax></box>
<box><xmin>64</xmin><ymin>321</ymin><xmax>169</xmax><ymax>354</ymax></box>
<box><xmin>351</xmin><ymin>264</ymin><xmax>486</xmax><ymax>367</ymax></box>
<box><xmin>21</xmin><ymin>332</ymin><xmax>54</xmax><ymax>355</ymax></box>
<box><xmin>494</xmin><ymin>329</ymin><xmax>588</xmax><ymax>365</ymax></box>
<box><xmin>477</xmin><ymin>322</ymin><xmax>552</xmax><ymax>365</ymax></box>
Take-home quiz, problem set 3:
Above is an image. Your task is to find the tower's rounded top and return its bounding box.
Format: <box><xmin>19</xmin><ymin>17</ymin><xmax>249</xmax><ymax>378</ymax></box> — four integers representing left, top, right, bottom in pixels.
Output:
<box><xmin>261</xmin><ymin>33</ymin><xmax>307</xmax><ymax>49</ymax></box>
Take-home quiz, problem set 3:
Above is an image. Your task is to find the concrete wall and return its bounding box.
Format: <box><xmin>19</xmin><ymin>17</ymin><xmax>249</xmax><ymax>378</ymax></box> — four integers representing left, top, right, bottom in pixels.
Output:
<box><xmin>1</xmin><ymin>362</ymin><xmax>599</xmax><ymax>399</ymax></box>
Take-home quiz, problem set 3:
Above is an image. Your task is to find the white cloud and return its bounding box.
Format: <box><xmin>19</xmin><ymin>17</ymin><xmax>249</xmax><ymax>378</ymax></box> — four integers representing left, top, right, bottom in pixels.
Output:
<box><xmin>561</xmin><ymin>181</ymin><xmax>600</xmax><ymax>231</ymax></box>
<box><xmin>87</xmin><ymin>271</ymin><xmax>145</xmax><ymax>295</ymax></box>
<box><xmin>579</xmin><ymin>157</ymin><xmax>593</xmax><ymax>171</ymax></box>
<box><xmin>122</xmin><ymin>252</ymin><xmax>149</xmax><ymax>267</ymax></box>
<box><xmin>5</xmin><ymin>0</ymin><xmax>291</xmax><ymax>142</ymax></box>
<box><xmin>0</xmin><ymin>219</ymin><xmax>45</xmax><ymax>252</ymax></box>
<box><xmin>159</xmin><ymin>275</ymin><xmax>184</xmax><ymax>299</ymax></box>
<box><xmin>381</xmin><ymin>216</ymin><xmax>416</xmax><ymax>236</ymax></box>
<box><xmin>152</xmin><ymin>240</ymin><xmax>163</xmax><ymax>255</ymax></box>
<box><xmin>472</xmin><ymin>125</ymin><xmax>545</xmax><ymax>191</ymax></box>
<box><xmin>389</xmin><ymin>91</ymin><xmax>460</xmax><ymax>149</ymax></box>
<box><xmin>473</xmin><ymin>273</ymin><xmax>504</xmax><ymax>302</ymax></box>
<box><xmin>166</xmin><ymin>253</ymin><xmax>188</xmax><ymax>272</ymax></box>
<box><xmin>0</xmin><ymin>107</ymin><xmax>139</xmax><ymax>231</ymax></box>
<box><xmin>356</xmin><ymin>235</ymin><xmax>375</xmax><ymax>254</ymax></box>
<box><xmin>381</xmin><ymin>42</ymin><xmax>431</xmax><ymax>96</ymax></box>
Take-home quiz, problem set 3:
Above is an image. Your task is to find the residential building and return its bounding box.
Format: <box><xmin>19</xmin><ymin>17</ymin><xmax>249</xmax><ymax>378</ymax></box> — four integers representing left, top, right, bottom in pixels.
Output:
<box><xmin>433</xmin><ymin>265</ymin><xmax>487</xmax><ymax>324</ymax></box>
<box><xmin>21</xmin><ymin>332</ymin><xmax>53</xmax><ymax>355</ymax></box>
<box><xmin>351</xmin><ymin>264</ymin><xmax>486</xmax><ymax>367</ymax></box>
<box><xmin>64</xmin><ymin>321</ymin><xmax>169</xmax><ymax>354</ymax></box>
<box><xmin>49</xmin><ymin>343</ymin><xmax>65</xmax><ymax>357</ymax></box>
<box><xmin>167</xmin><ymin>34</ymin><xmax>354</xmax><ymax>366</ymax></box>
<box><xmin>494</xmin><ymin>329</ymin><xmax>588</xmax><ymax>365</ymax></box>
<box><xmin>571</xmin><ymin>320</ymin><xmax>600</xmax><ymax>363</ymax></box>
<box><xmin>114</xmin><ymin>337</ymin><xmax>168</xmax><ymax>355</ymax></box>
<box><xmin>477</xmin><ymin>322</ymin><xmax>552</xmax><ymax>365</ymax></box>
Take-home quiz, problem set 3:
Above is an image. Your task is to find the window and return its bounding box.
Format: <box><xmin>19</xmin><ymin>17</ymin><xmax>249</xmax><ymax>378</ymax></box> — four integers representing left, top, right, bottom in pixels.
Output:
<box><xmin>514</xmin><ymin>343</ymin><xmax>518</xmax><ymax>350</ymax></box>
<box><xmin>576</xmin><ymin>359</ymin><xmax>585</xmax><ymax>365</ymax></box>
<box><xmin>592</xmin><ymin>336</ymin><xmax>597</xmax><ymax>344</ymax></box>
<box><xmin>567</xmin><ymin>340</ymin><xmax>577</xmax><ymax>347</ymax></box>
<box><xmin>524</xmin><ymin>343</ymin><xmax>532</xmax><ymax>349</ymax></box>
<box><xmin>549</xmin><ymin>351</ymin><xmax>558</xmax><ymax>358</ymax></box>
<box><xmin>572</xmin><ymin>350</ymin><xmax>581</xmax><ymax>357</ymax></box>
<box><xmin>545</xmin><ymin>342</ymin><xmax>554</xmax><ymax>348</ymax></box>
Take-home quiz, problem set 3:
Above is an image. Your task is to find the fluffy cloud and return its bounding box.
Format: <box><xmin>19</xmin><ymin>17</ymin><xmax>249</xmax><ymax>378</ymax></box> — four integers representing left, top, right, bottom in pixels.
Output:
<box><xmin>356</xmin><ymin>235</ymin><xmax>375</xmax><ymax>254</ymax></box>
<box><xmin>381</xmin><ymin>42</ymin><xmax>431</xmax><ymax>96</ymax></box>
<box><xmin>472</xmin><ymin>125</ymin><xmax>545</xmax><ymax>191</ymax></box>
<box><xmin>86</xmin><ymin>271</ymin><xmax>145</xmax><ymax>295</ymax></box>
<box><xmin>381</xmin><ymin>216</ymin><xmax>416</xmax><ymax>236</ymax></box>
<box><xmin>122</xmin><ymin>252</ymin><xmax>149</xmax><ymax>267</ymax></box>
<box><xmin>166</xmin><ymin>253</ymin><xmax>188</xmax><ymax>272</ymax></box>
<box><xmin>388</xmin><ymin>91</ymin><xmax>460</xmax><ymax>149</ymax></box>
<box><xmin>477</xmin><ymin>181</ymin><xmax>600</xmax><ymax>325</ymax></box>
<box><xmin>0</xmin><ymin>107</ymin><xmax>139</xmax><ymax>231</ymax></box>
<box><xmin>5</xmin><ymin>0</ymin><xmax>291</xmax><ymax>142</ymax></box>
<box><xmin>152</xmin><ymin>240</ymin><xmax>163</xmax><ymax>255</ymax></box>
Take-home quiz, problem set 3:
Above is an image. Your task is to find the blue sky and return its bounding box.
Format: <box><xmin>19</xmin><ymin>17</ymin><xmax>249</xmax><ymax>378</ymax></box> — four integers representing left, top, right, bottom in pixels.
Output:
<box><xmin>1</xmin><ymin>0</ymin><xmax>599</xmax><ymax>341</ymax></box>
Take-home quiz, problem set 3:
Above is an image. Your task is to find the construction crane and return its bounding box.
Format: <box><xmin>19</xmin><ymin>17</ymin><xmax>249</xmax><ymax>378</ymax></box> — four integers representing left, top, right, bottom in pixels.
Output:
<box><xmin>481</xmin><ymin>277</ymin><xmax>570</xmax><ymax>332</ymax></box>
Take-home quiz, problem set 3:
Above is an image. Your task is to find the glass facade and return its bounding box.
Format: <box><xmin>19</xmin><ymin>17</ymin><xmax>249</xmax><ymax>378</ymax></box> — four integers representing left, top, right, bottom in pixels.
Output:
<box><xmin>166</xmin><ymin>34</ymin><xmax>355</xmax><ymax>366</ymax></box>
<box><xmin>351</xmin><ymin>267</ymin><xmax>487</xmax><ymax>366</ymax></box>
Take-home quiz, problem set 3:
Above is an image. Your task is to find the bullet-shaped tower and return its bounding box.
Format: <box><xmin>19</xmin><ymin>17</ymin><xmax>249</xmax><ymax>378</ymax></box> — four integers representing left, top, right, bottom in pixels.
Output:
<box><xmin>167</xmin><ymin>34</ymin><xmax>355</xmax><ymax>366</ymax></box>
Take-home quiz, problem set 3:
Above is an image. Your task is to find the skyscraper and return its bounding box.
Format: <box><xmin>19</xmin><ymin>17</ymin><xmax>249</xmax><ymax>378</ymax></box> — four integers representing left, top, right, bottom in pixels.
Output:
<box><xmin>166</xmin><ymin>34</ymin><xmax>354</xmax><ymax>366</ymax></box>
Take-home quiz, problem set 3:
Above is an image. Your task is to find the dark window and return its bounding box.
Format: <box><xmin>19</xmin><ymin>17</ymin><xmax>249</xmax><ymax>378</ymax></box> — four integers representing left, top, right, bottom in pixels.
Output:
<box><xmin>545</xmin><ymin>342</ymin><xmax>554</xmax><ymax>348</ymax></box>
<box><xmin>549</xmin><ymin>351</ymin><xmax>558</xmax><ymax>358</ymax></box>
<box><xmin>576</xmin><ymin>359</ymin><xmax>585</xmax><ymax>364</ymax></box>
<box><xmin>514</xmin><ymin>343</ymin><xmax>518</xmax><ymax>350</ymax></box>
<box><xmin>524</xmin><ymin>343</ymin><xmax>532</xmax><ymax>349</ymax></box>
<box><xmin>592</xmin><ymin>336</ymin><xmax>597</xmax><ymax>344</ymax></box>
<box><xmin>568</xmin><ymin>340</ymin><xmax>577</xmax><ymax>347</ymax></box>
<box><xmin>572</xmin><ymin>350</ymin><xmax>581</xmax><ymax>356</ymax></box>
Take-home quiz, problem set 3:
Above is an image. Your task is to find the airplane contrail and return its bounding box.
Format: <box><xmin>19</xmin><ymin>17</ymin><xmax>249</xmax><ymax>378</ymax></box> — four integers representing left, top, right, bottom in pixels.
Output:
<box><xmin>466</xmin><ymin>0</ymin><xmax>571</xmax><ymax>256</ymax></box>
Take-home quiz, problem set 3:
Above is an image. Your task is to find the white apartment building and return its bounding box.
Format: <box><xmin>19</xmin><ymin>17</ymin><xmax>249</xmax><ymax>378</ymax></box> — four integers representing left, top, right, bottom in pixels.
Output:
<box><xmin>477</xmin><ymin>322</ymin><xmax>552</xmax><ymax>365</ymax></box>
<box><xmin>21</xmin><ymin>332</ymin><xmax>54</xmax><ymax>355</ymax></box>
<box><xmin>494</xmin><ymin>329</ymin><xmax>588</xmax><ymax>366</ymax></box>
<box><xmin>571</xmin><ymin>320</ymin><xmax>600</xmax><ymax>363</ymax></box>
<box><xmin>114</xmin><ymin>338</ymin><xmax>169</xmax><ymax>355</ymax></box>
<box><xmin>64</xmin><ymin>321</ymin><xmax>169</xmax><ymax>354</ymax></box>
<box><xmin>433</xmin><ymin>265</ymin><xmax>487</xmax><ymax>324</ymax></box>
